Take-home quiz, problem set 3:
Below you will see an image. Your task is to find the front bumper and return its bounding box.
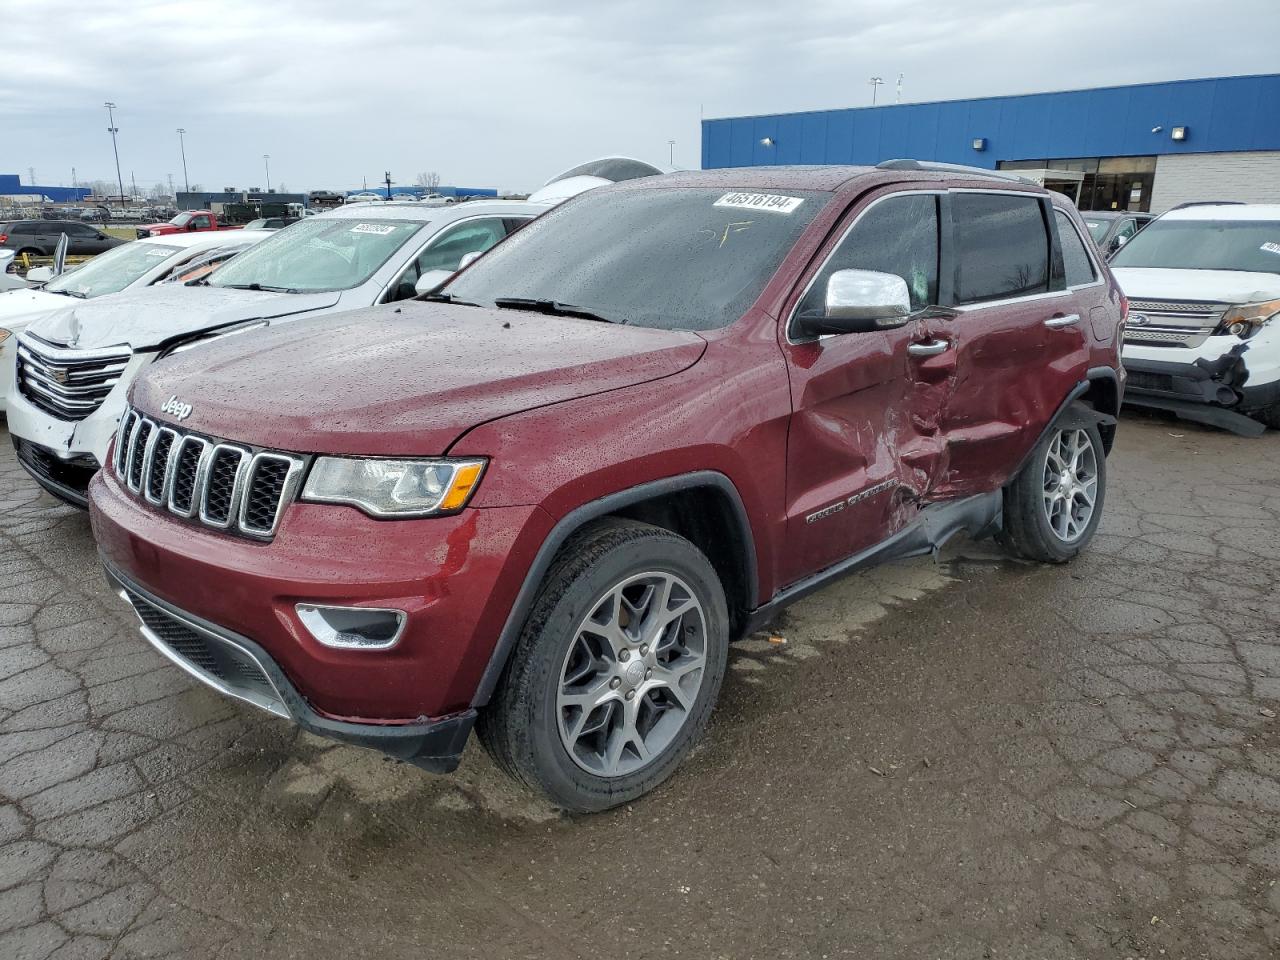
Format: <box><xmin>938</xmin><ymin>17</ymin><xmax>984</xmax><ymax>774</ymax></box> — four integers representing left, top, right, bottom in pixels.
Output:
<box><xmin>88</xmin><ymin>464</ymin><xmax>553</xmax><ymax>723</ymax></box>
<box><xmin>104</xmin><ymin>561</ymin><xmax>476</xmax><ymax>772</ymax></box>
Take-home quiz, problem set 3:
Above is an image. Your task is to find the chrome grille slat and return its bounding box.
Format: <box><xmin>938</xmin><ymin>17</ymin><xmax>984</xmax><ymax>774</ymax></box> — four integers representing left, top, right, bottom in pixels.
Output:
<box><xmin>113</xmin><ymin>407</ymin><xmax>302</xmax><ymax>540</ymax></box>
<box><xmin>15</xmin><ymin>337</ymin><xmax>132</xmax><ymax>422</ymax></box>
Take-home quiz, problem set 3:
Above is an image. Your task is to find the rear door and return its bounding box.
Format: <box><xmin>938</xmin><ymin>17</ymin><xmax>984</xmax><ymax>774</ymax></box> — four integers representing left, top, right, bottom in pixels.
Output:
<box><xmin>932</xmin><ymin>190</ymin><xmax>1090</xmax><ymax>498</ymax></box>
<box><xmin>777</xmin><ymin>189</ymin><xmax>954</xmax><ymax>584</ymax></box>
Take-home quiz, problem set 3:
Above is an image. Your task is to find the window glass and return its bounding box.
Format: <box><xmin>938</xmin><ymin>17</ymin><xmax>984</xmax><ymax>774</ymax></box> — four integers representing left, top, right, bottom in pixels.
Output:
<box><xmin>191</xmin><ymin>215</ymin><xmax>211</xmax><ymax>229</ymax></box>
<box><xmin>953</xmin><ymin>194</ymin><xmax>1049</xmax><ymax>303</ymax></box>
<box><xmin>1084</xmin><ymin>219</ymin><xmax>1109</xmax><ymax>243</ymax></box>
<box><xmin>1110</xmin><ymin>219</ymin><xmax>1280</xmax><ymax>274</ymax></box>
<box><xmin>445</xmin><ymin>187</ymin><xmax>829</xmax><ymax>331</ymax></box>
<box><xmin>45</xmin><ymin>241</ymin><xmax>182</xmax><ymax>297</ymax></box>
<box><xmin>1113</xmin><ymin>219</ymin><xmax>1138</xmax><ymax>241</ymax></box>
<box><xmin>415</xmin><ymin>218</ymin><xmax>507</xmax><ymax>273</ymax></box>
<box><xmin>1054</xmin><ymin>211</ymin><xmax>1096</xmax><ymax>287</ymax></box>
<box><xmin>798</xmin><ymin>193</ymin><xmax>938</xmax><ymax>316</ymax></box>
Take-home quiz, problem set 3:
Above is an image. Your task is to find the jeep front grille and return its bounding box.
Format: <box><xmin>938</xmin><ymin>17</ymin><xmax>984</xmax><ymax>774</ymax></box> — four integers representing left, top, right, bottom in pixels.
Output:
<box><xmin>113</xmin><ymin>408</ymin><xmax>304</xmax><ymax>540</ymax></box>
<box><xmin>15</xmin><ymin>336</ymin><xmax>131</xmax><ymax>421</ymax></box>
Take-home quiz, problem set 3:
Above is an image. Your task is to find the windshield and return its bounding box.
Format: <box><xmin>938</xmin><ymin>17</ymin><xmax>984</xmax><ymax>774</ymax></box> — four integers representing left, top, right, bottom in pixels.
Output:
<box><xmin>209</xmin><ymin>217</ymin><xmax>425</xmax><ymax>292</ymax></box>
<box><xmin>44</xmin><ymin>241</ymin><xmax>182</xmax><ymax>297</ymax></box>
<box><xmin>443</xmin><ymin>186</ymin><xmax>829</xmax><ymax>330</ymax></box>
<box><xmin>1084</xmin><ymin>219</ymin><xmax>1109</xmax><ymax>242</ymax></box>
<box><xmin>1111</xmin><ymin>219</ymin><xmax>1280</xmax><ymax>273</ymax></box>
<box><xmin>168</xmin><ymin>213</ymin><xmax>193</xmax><ymax>227</ymax></box>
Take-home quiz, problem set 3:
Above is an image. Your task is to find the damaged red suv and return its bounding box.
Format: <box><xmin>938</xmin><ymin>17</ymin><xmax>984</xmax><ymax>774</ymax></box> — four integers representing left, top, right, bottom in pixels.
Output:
<box><xmin>89</xmin><ymin>162</ymin><xmax>1125</xmax><ymax>811</ymax></box>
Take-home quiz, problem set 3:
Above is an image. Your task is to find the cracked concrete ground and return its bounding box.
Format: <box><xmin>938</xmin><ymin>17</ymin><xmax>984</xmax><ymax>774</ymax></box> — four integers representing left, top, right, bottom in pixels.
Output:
<box><xmin>1</xmin><ymin>413</ymin><xmax>1278</xmax><ymax>959</ymax></box>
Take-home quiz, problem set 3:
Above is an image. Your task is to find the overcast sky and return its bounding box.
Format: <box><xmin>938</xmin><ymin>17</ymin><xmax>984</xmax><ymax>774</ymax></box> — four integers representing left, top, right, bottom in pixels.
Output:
<box><xmin>3</xmin><ymin>0</ymin><xmax>1276</xmax><ymax>195</ymax></box>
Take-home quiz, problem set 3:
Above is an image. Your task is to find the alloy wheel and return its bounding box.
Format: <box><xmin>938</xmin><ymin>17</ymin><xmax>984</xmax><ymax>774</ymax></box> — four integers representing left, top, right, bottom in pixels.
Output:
<box><xmin>556</xmin><ymin>571</ymin><xmax>707</xmax><ymax>777</ymax></box>
<box><xmin>1041</xmin><ymin>427</ymin><xmax>1099</xmax><ymax>543</ymax></box>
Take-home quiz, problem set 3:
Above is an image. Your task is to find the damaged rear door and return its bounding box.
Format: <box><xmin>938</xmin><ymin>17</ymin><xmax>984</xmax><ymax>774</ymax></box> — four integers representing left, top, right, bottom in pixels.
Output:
<box><xmin>777</xmin><ymin>189</ymin><xmax>956</xmax><ymax>585</ymax></box>
<box><xmin>932</xmin><ymin>190</ymin><xmax>1089</xmax><ymax>497</ymax></box>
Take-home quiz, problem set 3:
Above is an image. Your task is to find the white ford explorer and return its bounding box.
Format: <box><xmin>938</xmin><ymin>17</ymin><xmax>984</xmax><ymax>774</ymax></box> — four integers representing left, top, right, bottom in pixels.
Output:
<box><xmin>1111</xmin><ymin>203</ymin><xmax>1280</xmax><ymax>435</ymax></box>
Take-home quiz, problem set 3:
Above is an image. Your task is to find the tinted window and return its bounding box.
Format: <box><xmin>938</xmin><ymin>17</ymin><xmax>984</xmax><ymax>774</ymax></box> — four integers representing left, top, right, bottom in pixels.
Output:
<box><xmin>799</xmin><ymin>193</ymin><xmax>938</xmax><ymax>315</ymax></box>
<box><xmin>445</xmin><ymin>187</ymin><xmax>829</xmax><ymax>331</ymax></box>
<box><xmin>1110</xmin><ymin>219</ymin><xmax>1280</xmax><ymax>274</ymax></box>
<box><xmin>415</xmin><ymin>218</ymin><xmax>507</xmax><ymax>273</ymax></box>
<box><xmin>1054</xmin><ymin>211</ymin><xmax>1096</xmax><ymax>287</ymax></box>
<box><xmin>953</xmin><ymin>194</ymin><xmax>1050</xmax><ymax>303</ymax></box>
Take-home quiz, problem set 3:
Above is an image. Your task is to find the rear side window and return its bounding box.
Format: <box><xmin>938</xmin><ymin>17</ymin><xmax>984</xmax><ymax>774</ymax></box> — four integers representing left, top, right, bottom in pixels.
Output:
<box><xmin>1053</xmin><ymin>210</ymin><xmax>1097</xmax><ymax>287</ymax></box>
<box><xmin>799</xmin><ymin>193</ymin><xmax>939</xmax><ymax>315</ymax></box>
<box><xmin>953</xmin><ymin>194</ymin><xmax>1049</xmax><ymax>304</ymax></box>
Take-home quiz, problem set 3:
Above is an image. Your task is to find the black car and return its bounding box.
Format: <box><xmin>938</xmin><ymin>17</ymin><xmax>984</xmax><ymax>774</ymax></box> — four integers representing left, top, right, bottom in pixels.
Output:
<box><xmin>0</xmin><ymin>220</ymin><xmax>124</xmax><ymax>258</ymax></box>
<box><xmin>1081</xmin><ymin>210</ymin><xmax>1153</xmax><ymax>257</ymax></box>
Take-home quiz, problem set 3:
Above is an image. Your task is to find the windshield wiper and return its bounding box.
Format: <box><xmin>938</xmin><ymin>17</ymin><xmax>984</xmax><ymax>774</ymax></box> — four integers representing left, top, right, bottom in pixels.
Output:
<box><xmin>48</xmin><ymin>289</ymin><xmax>87</xmax><ymax>299</ymax></box>
<box><xmin>492</xmin><ymin>297</ymin><xmax>620</xmax><ymax>324</ymax></box>
<box><xmin>422</xmin><ymin>292</ymin><xmax>482</xmax><ymax>307</ymax></box>
<box><xmin>220</xmin><ymin>282</ymin><xmax>300</xmax><ymax>293</ymax></box>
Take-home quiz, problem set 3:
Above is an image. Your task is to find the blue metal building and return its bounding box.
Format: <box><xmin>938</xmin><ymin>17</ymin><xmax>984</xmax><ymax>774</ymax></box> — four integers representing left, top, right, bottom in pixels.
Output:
<box><xmin>701</xmin><ymin>74</ymin><xmax>1280</xmax><ymax>213</ymax></box>
<box><xmin>0</xmin><ymin>174</ymin><xmax>91</xmax><ymax>203</ymax></box>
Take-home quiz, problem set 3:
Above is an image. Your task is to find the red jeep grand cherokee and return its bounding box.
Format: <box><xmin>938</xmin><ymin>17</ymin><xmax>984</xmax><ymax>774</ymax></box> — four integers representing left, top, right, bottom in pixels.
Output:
<box><xmin>89</xmin><ymin>162</ymin><xmax>1125</xmax><ymax>811</ymax></box>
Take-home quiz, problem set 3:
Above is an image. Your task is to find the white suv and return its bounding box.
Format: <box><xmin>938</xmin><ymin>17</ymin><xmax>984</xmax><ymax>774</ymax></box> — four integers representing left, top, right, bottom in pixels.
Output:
<box><xmin>1111</xmin><ymin>203</ymin><xmax>1280</xmax><ymax>435</ymax></box>
<box><xmin>7</xmin><ymin>201</ymin><xmax>546</xmax><ymax>505</ymax></box>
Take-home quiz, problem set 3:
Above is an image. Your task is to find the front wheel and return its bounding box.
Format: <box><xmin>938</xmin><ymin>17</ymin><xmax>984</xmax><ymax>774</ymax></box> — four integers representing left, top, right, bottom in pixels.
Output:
<box><xmin>477</xmin><ymin>519</ymin><xmax>729</xmax><ymax>812</ymax></box>
<box><xmin>999</xmin><ymin>421</ymin><xmax>1107</xmax><ymax>563</ymax></box>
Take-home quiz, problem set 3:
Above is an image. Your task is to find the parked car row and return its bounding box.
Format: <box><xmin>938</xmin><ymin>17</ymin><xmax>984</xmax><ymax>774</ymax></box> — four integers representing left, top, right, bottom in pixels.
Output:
<box><xmin>1</xmin><ymin>157</ymin><xmax>1275</xmax><ymax>812</ymax></box>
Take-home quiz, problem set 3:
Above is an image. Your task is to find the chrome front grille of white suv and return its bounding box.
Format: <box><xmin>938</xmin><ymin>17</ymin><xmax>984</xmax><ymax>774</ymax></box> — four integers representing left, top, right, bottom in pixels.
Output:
<box><xmin>113</xmin><ymin>408</ymin><xmax>305</xmax><ymax>540</ymax></box>
<box><xmin>1123</xmin><ymin>299</ymin><xmax>1228</xmax><ymax>349</ymax></box>
<box><xmin>15</xmin><ymin>336</ymin><xmax>132</xmax><ymax>421</ymax></box>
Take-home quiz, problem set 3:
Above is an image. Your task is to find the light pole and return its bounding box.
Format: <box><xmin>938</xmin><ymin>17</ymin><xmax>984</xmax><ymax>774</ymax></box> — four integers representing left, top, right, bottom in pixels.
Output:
<box><xmin>263</xmin><ymin>155</ymin><xmax>271</xmax><ymax>192</ymax></box>
<box><xmin>104</xmin><ymin>102</ymin><xmax>125</xmax><ymax>202</ymax></box>
<box><xmin>668</xmin><ymin>139</ymin><xmax>676</xmax><ymax>167</ymax></box>
<box><xmin>177</xmin><ymin>128</ymin><xmax>190</xmax><ymax>192</ymax></box>
<box><xmin>868</xmin><ymin>77</ymin><xmax>884</xmax><ymax>106</ymax></box>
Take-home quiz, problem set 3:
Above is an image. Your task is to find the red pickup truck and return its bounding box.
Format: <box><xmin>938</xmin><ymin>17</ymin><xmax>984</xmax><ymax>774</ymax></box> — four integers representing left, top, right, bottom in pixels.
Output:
<box><xmin>136</xmin><ymin>211</ymin><xmax>241</xmax><ymax>239</ymax></box>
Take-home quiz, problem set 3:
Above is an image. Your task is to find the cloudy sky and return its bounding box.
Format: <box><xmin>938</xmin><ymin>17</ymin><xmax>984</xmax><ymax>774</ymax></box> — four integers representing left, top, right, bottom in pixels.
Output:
<box><xmin>2</xmin><ymin>0</ymin><xmax>1276</xmax><ymax>195</ymax></box>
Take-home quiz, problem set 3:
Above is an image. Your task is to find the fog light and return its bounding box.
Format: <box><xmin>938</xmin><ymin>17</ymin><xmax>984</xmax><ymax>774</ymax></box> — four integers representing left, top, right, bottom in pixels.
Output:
<box><xmin>1228</xmin><ymin>321</ymin><xmax>1247</xmax><ymax>336</ymax></box>
<box><xmin>296</xmin><ymin>604</ymin><xmax>405</xmax><ymax>650</ymax></box>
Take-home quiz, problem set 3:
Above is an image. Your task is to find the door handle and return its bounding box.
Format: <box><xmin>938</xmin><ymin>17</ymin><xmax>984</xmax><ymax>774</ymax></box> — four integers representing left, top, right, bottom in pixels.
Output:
<box><xmin>907</xmin><ymin>339</ymin><xmax>950</xmax><ymax>357</ymax></box>
<box><xmin>1044</xmin><ymin>314</ymin><xmax>1081</xmax><ymax>329</ymax></box>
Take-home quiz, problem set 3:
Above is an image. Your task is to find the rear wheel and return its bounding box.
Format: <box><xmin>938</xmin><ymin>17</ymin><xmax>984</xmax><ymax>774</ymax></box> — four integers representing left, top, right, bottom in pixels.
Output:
<box><xmin>477</xmin><ymin>519</ymin><xmax>729</xmax><ymax>812</ymax></box>
<box><xmin>999</xmin><ymin>421</ymin><xmax>1106</xmax><ymax>563</ymax></box>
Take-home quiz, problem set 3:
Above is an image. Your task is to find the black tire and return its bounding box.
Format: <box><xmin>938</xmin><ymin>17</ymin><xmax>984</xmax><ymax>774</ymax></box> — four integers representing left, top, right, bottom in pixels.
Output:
<box><xmin>1248</xmin><ymin>403</ymin><xmax>1280</xmax><ymax>430</ymax></box>
<box><xmin>999</xmin><ymin>420</ymin><xmax>1107</xmax><ymax>563</ymax></box>
<box><xmin>477</xmin><ymin>518</ymin><xmax>729</xmax><ymax>813</ymax></box>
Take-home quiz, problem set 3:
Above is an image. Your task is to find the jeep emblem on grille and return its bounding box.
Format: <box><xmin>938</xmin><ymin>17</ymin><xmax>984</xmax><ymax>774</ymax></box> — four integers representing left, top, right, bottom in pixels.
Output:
<box><xmin>160</xmin><ymin>395</ymin><xmax>193</xmax><ymax>421</ymax></box>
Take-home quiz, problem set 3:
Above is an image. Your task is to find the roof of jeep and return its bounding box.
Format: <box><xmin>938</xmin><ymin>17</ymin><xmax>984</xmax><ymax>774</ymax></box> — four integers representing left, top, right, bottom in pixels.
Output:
<box><xmin>613</xmin><ymin>164</ymin><xmax>1046</xmax><ymax>195</ymax></box>
<box><xmin>1160</xmin><ymin>203</ymin><xmax>1280</xmax><ymax>221</ymax></box>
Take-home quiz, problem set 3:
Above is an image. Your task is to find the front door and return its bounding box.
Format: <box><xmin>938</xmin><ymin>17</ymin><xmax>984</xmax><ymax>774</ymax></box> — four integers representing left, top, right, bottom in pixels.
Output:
<box><xmin>777</xmin><ymin>189</ymin><xmax>955</xmax><ymax>586</ymax></box>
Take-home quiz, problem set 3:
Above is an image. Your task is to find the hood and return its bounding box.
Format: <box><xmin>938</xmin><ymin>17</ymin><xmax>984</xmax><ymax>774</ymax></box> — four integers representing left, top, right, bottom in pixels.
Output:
<box><xmin>24</xmin><ymin>285</ymin><xmax>342</xmax><ymax>351</ymax></box>
<box><xmin>0</xmin><ymin>287</ymin><xmax>69</xmax><ymax>324</ymax></box>
<box><xmin>1111</xmin><ymin>267</ymin><xmax>1280</xmax><ymax>304</ymax></box>
<box><xmin>139</xmin><ymin>222</ymin><xmax>175</xmax><ymax>232</ymax></box>
<box><xmin>131</xmin><ymin>302</ymin><xmax>707</xmax><ymax>455</ymax></box>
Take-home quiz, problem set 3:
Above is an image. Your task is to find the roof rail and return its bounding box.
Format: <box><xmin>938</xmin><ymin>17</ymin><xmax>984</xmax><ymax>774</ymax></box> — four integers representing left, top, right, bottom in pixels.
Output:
<box><xmin>875</xmin><ymin>159</ymin><xmax>1034</xmax><ymax>184</ymax></box>
<box><xmin>1169</xmin><ymin>200</ymin><xmax>1246</xmax><ymax>210</ymax></box>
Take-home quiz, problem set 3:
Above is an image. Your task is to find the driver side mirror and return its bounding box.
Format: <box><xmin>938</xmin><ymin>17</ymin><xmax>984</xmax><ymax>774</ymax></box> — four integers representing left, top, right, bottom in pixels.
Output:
<box><xmin>458</xmin><ymin>250</ymin><xmax>483</xmax><ymax>270</ymax></box>
<box><xmin>414</xmin><ymin>269</ymin><xmax>454</xmax><ymax>296</ymax></box>
<box><xmin>794</xmin><ymin>269</ymin><xmax>912</xmax><ymax>338</ymax></box>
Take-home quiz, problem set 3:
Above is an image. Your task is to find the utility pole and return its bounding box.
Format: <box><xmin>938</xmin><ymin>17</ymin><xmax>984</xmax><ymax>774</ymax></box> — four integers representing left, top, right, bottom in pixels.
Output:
<box><xmin>896</xmin><ymin>73</ymin><xmax>904</xmax><ymax>104</ymax></box>
<box><xmin>71</xmin><ymin>167</ymin><xmax>78</xmax><ymax>193</ymax></box>
<box><xmin>130</xmin><ymin>171</ymin><xmax>138</xmax><ymax>200</ymax></box>
<box><xmin>167</xmin><ymin>173</ymin><xmax>175</xmax><ymax>197</ymax></box>
<box><xmin>104</xmin><ymin>102</ymin><xmax>125</xmax><ymax>202</ymax></box>
<box><xmin>27</xmin><ymin>167</ymin><xmax>35</xmax><ymax>186</ymax></box>
<box><xmin>177</xmin><ymin>128</ymin><xmax>189</xmax><ymax>191</ymax></box>
<box><xmin>868</xmin><ymin>77</ymin><xmax>884</xmax><ymax>106</ymax></box>
<box><xmin>263</xmin><ymin>155</ymin><xmax>271</xmax><ymax>192</ymax></box>
<box><xmin>384</xmin><ymin>171</ymin><xmax>393</xmax><ymax>200</ymax></box>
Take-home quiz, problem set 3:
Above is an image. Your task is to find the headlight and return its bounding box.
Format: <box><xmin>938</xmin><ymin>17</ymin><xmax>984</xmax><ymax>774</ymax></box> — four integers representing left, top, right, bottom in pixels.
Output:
<box><xmin>301</xmin><ymin>457</ymin><xmax>486</xmax><ymax>517</ymax></box>
<box><xmin>1220</xmin><ymin>298</ymin><xmax>1280</xmax><ymax>339</ymax></box>
<box><xmin>0</xmin><ymin>328</ymin><xmax>11</xmax><ymax>346</ymax></box>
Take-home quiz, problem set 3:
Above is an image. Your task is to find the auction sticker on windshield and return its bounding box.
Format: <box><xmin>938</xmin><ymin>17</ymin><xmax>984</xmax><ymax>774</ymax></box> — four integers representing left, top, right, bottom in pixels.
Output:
<box><xmin>1261</xmin><ymin>241</ymin><xmax>1280</xmax><ymax>256</ymax></box>
<box><xmin>350</xmin><ymin>223</ymin><xmax>398</xmax><ymax>236</ymax></box>
<box><xmin>714</xmin><ymin>193</ymin><xmax>804</xmax><ymax>214</ymax></box>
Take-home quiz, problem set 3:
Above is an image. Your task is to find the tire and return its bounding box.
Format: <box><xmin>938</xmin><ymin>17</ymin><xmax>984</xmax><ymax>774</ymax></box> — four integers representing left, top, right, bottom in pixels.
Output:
<box><xmin>999</xmin><ymin>420</ymin><xmax>1107</xmax><ymax>563</ymax></box>
<box><xmin>477</xmin><ymin>518</ymin><xmax>729</xmax><ymax>813</ymax></box>
<box><xmin>1248</xmin><ymin>403</ymin><xmax>1280</xmax><ymax>430</ymax></box>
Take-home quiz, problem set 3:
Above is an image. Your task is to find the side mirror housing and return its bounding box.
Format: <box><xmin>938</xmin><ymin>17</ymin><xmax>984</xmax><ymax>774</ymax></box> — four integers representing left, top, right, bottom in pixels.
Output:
<box><xmin>794</xmin><ymin>269</ymin><xmax>912</xmax><ymax>338</ymax></box>
<box><xmin>414</xmin><ymin>269</ymin><xmax>454</xmax><ymax>296</ymax></box>
<box><xmin>25</xmin><ymin>266</ymin><xmax>54</xmax><ymax>284</ymax></box>
<box><xmin>457</xmin><ymin>250</ymin><xmax>483</xmax><ymax>270</ymax></box>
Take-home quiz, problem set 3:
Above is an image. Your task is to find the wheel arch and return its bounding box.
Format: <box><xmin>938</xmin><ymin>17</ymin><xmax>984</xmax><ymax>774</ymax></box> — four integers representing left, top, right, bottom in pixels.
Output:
<box><xmin>471</xmin><ymin>471</ymin><xmax>758</xmax><ymax>708</ymax></box>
